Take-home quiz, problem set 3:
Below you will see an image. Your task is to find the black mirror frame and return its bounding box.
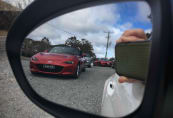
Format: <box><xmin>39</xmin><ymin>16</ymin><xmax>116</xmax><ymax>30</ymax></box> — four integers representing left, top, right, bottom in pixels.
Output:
<box><xmin>6</xmin><ymin>0</ymin><xmax>172</xmax><ymax>118</ymax></box>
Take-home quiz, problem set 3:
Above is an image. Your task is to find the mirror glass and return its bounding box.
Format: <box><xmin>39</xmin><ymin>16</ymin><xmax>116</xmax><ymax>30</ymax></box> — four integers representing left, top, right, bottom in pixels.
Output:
<box><xmin>21</xmin><ymin>1</ymin><xmax>152</xmax><ymax>117</ymax></box>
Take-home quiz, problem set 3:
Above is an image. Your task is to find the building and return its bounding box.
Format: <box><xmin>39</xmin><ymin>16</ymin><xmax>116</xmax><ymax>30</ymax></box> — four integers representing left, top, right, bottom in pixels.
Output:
<box><xmin>21</xmin><ymin>38</ymin><xmax>51</xmax><ymax>57</ymax></box>
<box><xmin>0</xmin><ymin>0</ymin><xmax>21</xmax><ymax>58</ymax></box>
<box><xmin>0</xmin><ymin>0</ymin><xmax>21</xmax><ymax>36</ymax></box>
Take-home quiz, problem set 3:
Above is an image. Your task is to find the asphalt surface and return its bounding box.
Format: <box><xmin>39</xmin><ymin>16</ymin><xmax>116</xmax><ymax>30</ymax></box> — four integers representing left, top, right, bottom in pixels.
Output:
<box><xmin>21</xmin><ymin>58</ymin><xmax>115</xmax><ymax>115</ymax></box>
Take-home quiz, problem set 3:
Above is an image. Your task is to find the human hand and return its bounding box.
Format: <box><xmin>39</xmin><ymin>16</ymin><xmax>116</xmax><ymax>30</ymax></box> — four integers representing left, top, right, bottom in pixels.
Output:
<box><xmin>116</xmin><ymin>29</ymin><xmax>147</xmax><ymax>83</ymax></box>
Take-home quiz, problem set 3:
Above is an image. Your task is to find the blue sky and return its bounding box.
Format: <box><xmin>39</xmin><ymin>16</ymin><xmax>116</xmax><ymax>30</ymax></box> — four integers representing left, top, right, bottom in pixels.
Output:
<box><xmin>115</xmin><ymin>2</ymin><xmax>152</xmax><ymax>31</ymax></box>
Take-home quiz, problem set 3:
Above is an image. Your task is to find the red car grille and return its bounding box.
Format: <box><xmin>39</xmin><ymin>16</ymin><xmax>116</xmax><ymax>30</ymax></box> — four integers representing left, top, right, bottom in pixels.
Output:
<box><xmin>36</xmin><ymin>64</ymin><xmax>63</xmax><ymax>73</ymax></box>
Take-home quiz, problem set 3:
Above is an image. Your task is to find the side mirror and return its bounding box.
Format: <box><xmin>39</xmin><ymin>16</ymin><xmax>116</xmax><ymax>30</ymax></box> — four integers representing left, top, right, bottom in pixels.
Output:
<box><xmin>6</xmin><ymin>0</ymin><xmax>168</xmax><ymax>118</ymax></box>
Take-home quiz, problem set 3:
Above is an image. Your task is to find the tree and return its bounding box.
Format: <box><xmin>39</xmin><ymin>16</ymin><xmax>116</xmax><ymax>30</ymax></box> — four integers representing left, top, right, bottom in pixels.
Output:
<box><xmin>40</xmin><ymin>37</ymin><xmax>51</xmax><ymax>51</ymax></box>
<box><xmin>109</xmin><ymin>57</ymin><xmax>115</xmax><ymax>61</ymax></box>
<box><xmin>65</xmin><ymin>37</ymin><xmax>96</xmax><ymax>57</ymax></box>
<box><xmin>65</xmin><ymin>36</ymin><xmax>81</xmax><ymax>49</ymax></box>
<box><xmin>41</xmin><ymin>37</ymin><xmax>51</xmax><ymax>45</ymax></box>
<box><xmin>80</xmin><ymin>39</ymin><xmax>95</xmax><ymax>57</ymax></box>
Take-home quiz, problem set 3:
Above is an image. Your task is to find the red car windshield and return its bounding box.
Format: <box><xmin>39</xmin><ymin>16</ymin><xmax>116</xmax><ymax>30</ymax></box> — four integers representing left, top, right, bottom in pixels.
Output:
<box><xmin>100</xmin><ymin>58</ymin><xmax>108</xmax><ymax>61</ymax></box>
<box><xmin>49</xmin><ymin>46</ymin><xmax>80</xmax><ymax>56</ymax></box>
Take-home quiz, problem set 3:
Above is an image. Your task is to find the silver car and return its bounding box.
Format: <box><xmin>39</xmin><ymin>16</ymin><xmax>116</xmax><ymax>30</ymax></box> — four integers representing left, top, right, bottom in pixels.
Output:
<box><xmin>84</xmin><ymin>56</ymin><xmax>93</xmax><ymax>68</ymax></box>
<box><xmin>101</xmin><ymin>73</ymin><xmax>145</xmax><ymax>117</ymax></box>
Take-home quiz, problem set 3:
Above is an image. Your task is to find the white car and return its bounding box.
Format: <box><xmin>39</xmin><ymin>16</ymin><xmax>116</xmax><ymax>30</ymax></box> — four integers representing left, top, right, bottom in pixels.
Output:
<box><xmin>101</xmin><ymin>73</ymin><xmax>145</xmax><ymax>117</ymax></box>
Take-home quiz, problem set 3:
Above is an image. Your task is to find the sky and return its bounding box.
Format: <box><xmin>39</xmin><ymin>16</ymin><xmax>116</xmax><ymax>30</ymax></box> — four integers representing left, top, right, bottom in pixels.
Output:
<box><xmin>3</xmin><ymin>0</ymin><xmax>152</xmax><ymax>58</ymax></box>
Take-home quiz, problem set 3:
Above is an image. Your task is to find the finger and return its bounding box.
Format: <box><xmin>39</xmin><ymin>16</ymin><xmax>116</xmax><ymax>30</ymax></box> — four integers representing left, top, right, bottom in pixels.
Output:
<box><xmin>116</xmin><ymin>29</ymin><xmax>147</xmax><ymax>44</ymax></box>
<box><xmin>126</xmin><ymin>78</ymin><xmax>137</xmax><ymax>83</ymax></box>
<box><xmin>116</xmin><ymin>39</ymin><xmax>122</xmax><ymax>44</ymax></box>
<box><xmin>122</xmin><ymin>29</ymin><xmax>147</xmax><ymax>40</ymax></box>
<box><xmin>118</xmin><ymin>76</ymin><xmax>129</xmax><ymax>83</ymax></box>
<box><xmin>122</xmin><ymin>29</ymin><xmax>146</xmax><ymax>38</ymax></box>
<box><xmin>121</xmin><ymin>36</ymin><xmax>145</xmax><ymax>42</ymax></box>
<box><xmin>118</xmin><ymin>76</ymin><xmax>137</xmax><ymax>83</ymax></box>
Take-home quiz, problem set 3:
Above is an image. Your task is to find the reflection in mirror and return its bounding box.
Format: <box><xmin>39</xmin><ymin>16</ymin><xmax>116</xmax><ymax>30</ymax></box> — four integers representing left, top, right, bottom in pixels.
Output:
<box><xmin>21</xmin><ymin>1</ymin><xmax>152</xmax><ymax>117</ymax></box>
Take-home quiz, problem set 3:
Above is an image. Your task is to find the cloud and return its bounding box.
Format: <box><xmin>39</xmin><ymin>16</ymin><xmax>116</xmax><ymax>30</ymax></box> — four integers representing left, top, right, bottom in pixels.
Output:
<box><xmin>51</xmin><ymin>4</ymin><xmax>119</xmax><ymax>35</ymax></box>
<box><xmin>145</xmin><ymin>28</ymin><xmax>152</xmax><ymax>33</ymax></box>
<box><xmin>118</xmin><ymin>22</ymin><xmax>133</xmax><ymax>31</ymax></box>
<box><xmin>136</xmin><ymin>2</ymin><xmax>151</xmax><ymax>23</ymax></box>
<box><xmin>27</xmin><ymin>3</ymin><xmax>122</xmax><ymax>58</ymax></box>
<box><xmin>26</xmin><ymin>2</ymin><xmax>150</xmax><ymax>58</ymax></box>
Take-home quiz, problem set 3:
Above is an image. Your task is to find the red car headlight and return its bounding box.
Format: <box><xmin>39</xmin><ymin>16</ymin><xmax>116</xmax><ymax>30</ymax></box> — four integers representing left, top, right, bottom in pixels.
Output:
<box><xmin>31</xmin><ymin>56</ymin><xmax>38</xmax><ymax>61</ymax></box>
<box><xmin>64</xmin><ymin>61</ymin><xmax>74</xmax><ymax>64</ymax></box>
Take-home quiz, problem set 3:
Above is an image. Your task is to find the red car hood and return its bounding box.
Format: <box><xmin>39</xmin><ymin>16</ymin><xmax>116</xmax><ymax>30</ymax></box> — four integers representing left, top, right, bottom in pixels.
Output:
<box><xmin>34</xmin><ymin>52</ymin><xmax>76</xmax><ymax>62</ymax></box>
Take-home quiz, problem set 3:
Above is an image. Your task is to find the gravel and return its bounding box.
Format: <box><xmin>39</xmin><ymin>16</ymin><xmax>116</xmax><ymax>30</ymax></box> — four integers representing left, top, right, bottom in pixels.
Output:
<box><xmin>21</xmin><ymin>59</ymin><xmax>115</xmax><ymax>116</ymax></box>
<box><xmin>0</xmin><ymin>55</ymin><xmax>115</xmax><ymax>117</ymax></box>
<box><xmin>0</xmin><ymin>56</ymin><xmax>53</xmax><ymax>118</ymax></box>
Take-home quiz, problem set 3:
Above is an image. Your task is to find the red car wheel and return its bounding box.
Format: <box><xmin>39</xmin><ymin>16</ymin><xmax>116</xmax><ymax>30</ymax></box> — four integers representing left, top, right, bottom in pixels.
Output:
<box><xmin>73</xmin><ymin>64</ymin><xmax>80</xmax><ymax>78</ymax></box>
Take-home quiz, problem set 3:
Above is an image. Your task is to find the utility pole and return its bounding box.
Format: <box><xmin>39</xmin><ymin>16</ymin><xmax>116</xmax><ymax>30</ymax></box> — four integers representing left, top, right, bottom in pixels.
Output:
<box><xmin>104</xmin><ymin>31</ymin><xmax>113</xmax><ymax>59</ymax></box>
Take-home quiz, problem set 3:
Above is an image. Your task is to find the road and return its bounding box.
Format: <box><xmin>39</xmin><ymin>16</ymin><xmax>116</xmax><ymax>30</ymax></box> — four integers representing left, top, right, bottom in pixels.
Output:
<box><xmin>0</xmin><ymin>37</ymin><xmax>52</xmax><ymax>118</ymax></box>
<box><xmin>21</xmin><ymin>58</ymin><xmax>115</xmax><ymax>115</ymax></box>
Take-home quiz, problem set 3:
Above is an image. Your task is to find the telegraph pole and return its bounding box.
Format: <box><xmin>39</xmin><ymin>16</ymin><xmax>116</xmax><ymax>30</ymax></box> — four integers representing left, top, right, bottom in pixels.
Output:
<box><xmin>104</xmin><ymin>31</ymin><xmax>113</xmax><ymax>59</ymax></box>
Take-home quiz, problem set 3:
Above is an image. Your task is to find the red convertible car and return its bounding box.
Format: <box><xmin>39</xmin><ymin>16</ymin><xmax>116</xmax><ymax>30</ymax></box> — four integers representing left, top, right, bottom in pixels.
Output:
<box><xmin>93</xmin><ymin>58</ymin><xmax>101</xmax><ymax>66</ymax></box>
<box><xmin>99</xmin><ymin>58</ymin><xmax>112</xmax><ymax>67</ymax></box>
<box><xmin>94</xmin><ymin>58</ymin><xmax>112</xmax><ymax>67</ymax></box>
<box><xmin>30</xmin><ymin>46</ymin><xmax>86</xmax><ymax>78</ymax></box>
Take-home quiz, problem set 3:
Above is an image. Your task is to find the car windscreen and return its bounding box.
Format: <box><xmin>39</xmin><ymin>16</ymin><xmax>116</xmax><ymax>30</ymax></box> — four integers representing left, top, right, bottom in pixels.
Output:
<box><xmin>100</xmin><ymin>58</ymin><xmax>108</xmax><ymax>61</ymax></box>
<box><xmin>49</xmin><ymin>47</ymin><xmax>80</xmax><ymax>55</ymax></box>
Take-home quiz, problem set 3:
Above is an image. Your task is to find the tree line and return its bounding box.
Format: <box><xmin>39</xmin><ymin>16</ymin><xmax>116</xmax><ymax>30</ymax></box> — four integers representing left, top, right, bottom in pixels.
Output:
<box><xmin>65</xmin><ymin>36</ymin><xmax>95</xmax><ymax>57</ymax></box>
<box><xmin>21</xmin><ymin>36</ymin><xmax>96</xmax><ymax>57</ymax></box>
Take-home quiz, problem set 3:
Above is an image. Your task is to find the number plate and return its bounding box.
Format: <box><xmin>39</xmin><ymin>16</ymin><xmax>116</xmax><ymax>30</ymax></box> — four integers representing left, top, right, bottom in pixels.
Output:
<box><xmin>43</xmin><ymin>64</ymin><xmax>55</xmax><ymax>69</ymax></box>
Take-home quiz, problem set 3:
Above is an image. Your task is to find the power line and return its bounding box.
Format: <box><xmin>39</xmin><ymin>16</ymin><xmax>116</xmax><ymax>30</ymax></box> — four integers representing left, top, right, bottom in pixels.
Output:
<box><xmin>47</xmin><ymin>23</ymin><xmax>83</xmax><ymax>39</ymax></box>
<box><xmin>104</xmin><ymin>31</ymin><xmax>113</xmax><ymax>59</ymax></box>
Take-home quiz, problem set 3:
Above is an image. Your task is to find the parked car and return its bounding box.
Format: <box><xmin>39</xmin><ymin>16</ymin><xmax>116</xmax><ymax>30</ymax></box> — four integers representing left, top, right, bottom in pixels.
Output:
<box><xmin>83</xmin><ymin>53</ymin><xmax>93</xmax><ymax>67</ymax></box>
<box><xmin>30</xmin><ymin>46</ymin><xmax>85</xmax><ymax>78</ymax></box>
<box><xmin>93</xmin><ymin>58</ymin><xmax>101</xmax><ymax>66</ymax></box>
<box><xmin>110</xmin><ymin>59</ymin><xmax>116</xmax><ymax>68</ymax></box>
<box><xmin>99</xmin><ymin>58</ymin><xmax>112</xmax><ymax>67</ymax></box>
